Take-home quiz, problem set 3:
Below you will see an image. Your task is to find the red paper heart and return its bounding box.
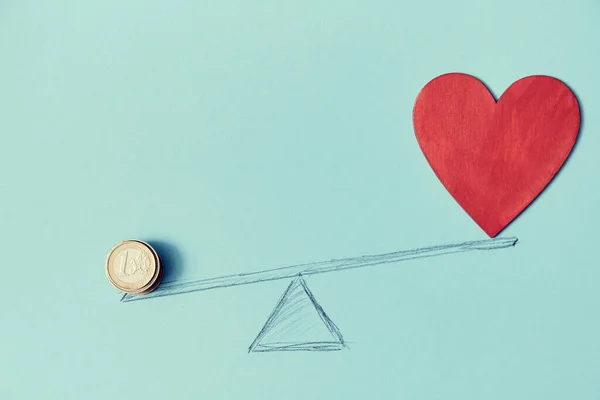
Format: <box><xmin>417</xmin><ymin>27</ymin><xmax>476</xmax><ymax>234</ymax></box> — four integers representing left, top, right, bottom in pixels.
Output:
<box><xmin>413</xmin><ymin>73</ymin><xmax>580</xmax><ymax>237</ymax></box>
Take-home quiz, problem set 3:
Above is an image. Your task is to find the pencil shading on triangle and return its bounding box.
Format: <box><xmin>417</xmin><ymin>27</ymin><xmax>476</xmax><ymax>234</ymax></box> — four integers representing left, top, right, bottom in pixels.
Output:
<box><xmin>248</xmin><ymin>274</ymin><xmax>346</xmax><ymax>352</ymax></box>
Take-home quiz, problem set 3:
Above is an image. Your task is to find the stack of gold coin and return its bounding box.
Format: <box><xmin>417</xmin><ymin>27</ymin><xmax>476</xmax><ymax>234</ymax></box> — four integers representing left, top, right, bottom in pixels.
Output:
<box><xmin>105</xmin><ymin>240</ymin><xmax>163</xmax><ymax>295</ymax></box>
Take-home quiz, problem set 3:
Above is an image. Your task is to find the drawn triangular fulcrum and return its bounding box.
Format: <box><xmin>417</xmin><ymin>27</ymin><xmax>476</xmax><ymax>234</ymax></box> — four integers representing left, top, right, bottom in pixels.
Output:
<box><xmin>248</xmin><ymin>274</ymin><xmax>346</xmax><ymax>352</ymax></box>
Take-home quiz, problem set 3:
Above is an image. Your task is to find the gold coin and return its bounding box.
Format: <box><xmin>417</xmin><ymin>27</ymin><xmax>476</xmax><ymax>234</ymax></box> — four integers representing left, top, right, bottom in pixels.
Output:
<box><xmin>127</xmin><ymin>240</ymin><xmax>163</xmax><ymax>295</ymax></box>
<box><xmin>134</xmin><ymin>261</ymin><xmax>164</xmax><ymax>295</ymax></box>
<box><xmin>105</xmin><ymin>240</ymin><xmax>161</xmax><ymax>294</ymax></box>
<box><xmin>127</xmin><ymin>240</ymin><xmax>162</xmax><ymax>294</ymax></box>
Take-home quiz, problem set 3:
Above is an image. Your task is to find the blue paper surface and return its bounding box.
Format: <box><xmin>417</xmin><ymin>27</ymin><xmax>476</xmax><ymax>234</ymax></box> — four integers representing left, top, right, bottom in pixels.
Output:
<box><xmin>1</xmin><ymin>1</ymin><xmax>599</xmax><ymax>398</ymax></box>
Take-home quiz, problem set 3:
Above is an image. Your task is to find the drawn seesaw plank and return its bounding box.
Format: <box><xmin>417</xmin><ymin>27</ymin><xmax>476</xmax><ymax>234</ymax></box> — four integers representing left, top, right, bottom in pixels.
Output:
<box><xmin>120</xmin><ymin>236</ymin><xmax>518</xmax><ymax>352</ymax></box>
<box><xmin>121</xmin><ymin>236</ymin><xmax>518</xmax><ymax>303</ymax></box>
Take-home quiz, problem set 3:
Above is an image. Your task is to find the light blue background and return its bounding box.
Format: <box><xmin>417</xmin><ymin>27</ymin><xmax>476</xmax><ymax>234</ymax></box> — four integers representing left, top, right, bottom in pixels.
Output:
<box><xmin>1</xmin><ymin>1</ymin><xmax>599</xmax><ymax>399</ymax></box>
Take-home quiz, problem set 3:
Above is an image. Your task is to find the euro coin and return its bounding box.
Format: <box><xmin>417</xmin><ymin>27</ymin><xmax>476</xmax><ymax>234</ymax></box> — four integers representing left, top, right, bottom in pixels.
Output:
<box><xmin>105</xmin><ymin>240</ymin><xmax>161</xmax><ymax>294</ymax></box>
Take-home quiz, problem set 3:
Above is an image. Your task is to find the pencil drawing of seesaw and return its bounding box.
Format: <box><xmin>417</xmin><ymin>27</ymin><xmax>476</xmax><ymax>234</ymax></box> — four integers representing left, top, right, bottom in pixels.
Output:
<box><xmin>120</xmin><ymin>237</ymin><xmax>518</xmax><ymax>352</ymax></box>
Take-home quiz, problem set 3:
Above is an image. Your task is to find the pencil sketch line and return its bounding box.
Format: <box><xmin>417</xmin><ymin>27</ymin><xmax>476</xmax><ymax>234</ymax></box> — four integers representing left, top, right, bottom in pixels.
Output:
<box><xmin>121</xmin><ymin>236</ymin><xmax>518</xmax><ymax>303</ymax></box>
<box><xmin>298</xmin><ymin>276</ymin><xmax>345</xmax><ymax>347</ymax></box>
<box><xmin>120</xmin><ymin>249</ymin><xmax>470</xmax><ymax>302</ymax></box>
<box><xmin>248</xmin><ymin>274</ymin><xmax>346</xmax><ymax>353</ymax></box>
<box><xmin>247</xmin><ymin>277</ymin><xmax>300</xmax><ymax>352</ymax></box>
<box><xmin>251</xmin><ymin>342</ymin><xmax>345</xmax><ymax>352</ymax></box>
